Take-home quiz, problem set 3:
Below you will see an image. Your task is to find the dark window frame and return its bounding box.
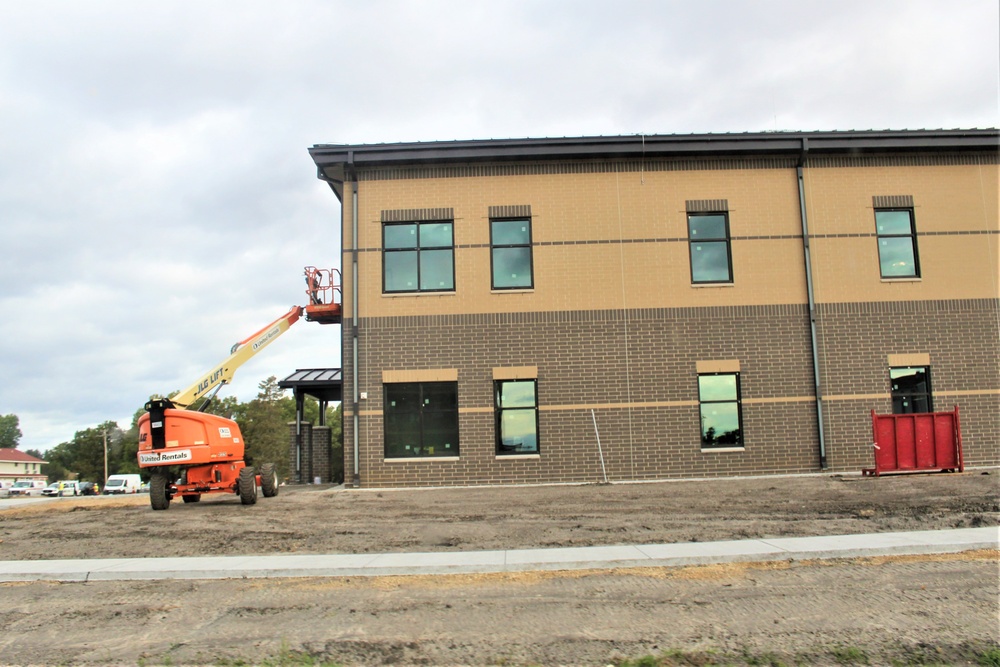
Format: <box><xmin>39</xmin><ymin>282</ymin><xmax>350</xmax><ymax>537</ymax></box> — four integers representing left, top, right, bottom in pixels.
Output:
<box><xmin>697</xmin><ymin>372</ymin><xmax>744</xmax><ymax>448</ymax></box>
<box><xmin>494</xmin><ymin>379</ymin><xmax>540</xmax><ymax>455</ymax></box>
<box><xmin>874</xmin><ymin>208</ymin><xmax>920</xmax><ymax>278</ymax></box>
<box><xmin>383</xmin><ymin>381</ymin><xmax>460</xmax><ymax>459</ymax></box>
<box><xmin>889</xmin><ymin>366</ymin><xmax>933</xmax><ymax>414</ymax></box>
<box><xmin>382</xmin><ymin>220</ymin><xmax>456</xmax><ymax>293</ymax></box>
<box><xmin>490</xmin><ymin>217</ymin><xmax>534</xmax><ymax>290</ymax></box>
<box><xmin>687</xmin><ymin>212</ymin><xmax>734</xmax><ymax>284</ymax></box>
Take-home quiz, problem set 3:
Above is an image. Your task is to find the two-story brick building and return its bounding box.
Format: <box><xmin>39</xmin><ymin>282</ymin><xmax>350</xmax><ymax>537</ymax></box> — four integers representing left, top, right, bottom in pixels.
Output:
<box><xmin>308</xmin><ymin>130</ymin><xmax>999</xmax><ymax>488</ymax></box>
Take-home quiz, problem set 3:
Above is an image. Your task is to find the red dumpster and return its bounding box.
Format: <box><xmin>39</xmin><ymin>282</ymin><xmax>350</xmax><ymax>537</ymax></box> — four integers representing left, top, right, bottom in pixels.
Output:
<box><xmin>863</xmin><ymin>406</ymin><xmax>964</xmax><ymax>476</ymax></box>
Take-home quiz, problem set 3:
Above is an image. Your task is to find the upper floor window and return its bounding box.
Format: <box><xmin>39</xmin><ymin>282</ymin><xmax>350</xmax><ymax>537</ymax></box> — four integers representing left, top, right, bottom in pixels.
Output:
<box><xmin>698</xmin><ymin>373</ymin><xmax>743</xmax><ymax>448</ymax></box>
<box><xmin>874</xmin><ymin>205</ymin><xmax>919</xmax><ymax>278</ymax></box>
<box><xmin>491</xmin><ymin>218</ymin><xmax>533</xmax><ymax>289</ymax></box>
<box><xmin>495</xmin><ymin>379</ymin><xmax>539</xmax><ymax>454</ymax></box>
<box><xmin>688</xmin><ymin>211</ymin><xmax>733</xmax><ymax>283</ymax></box>
<box><xmin>890</xmin><ymin>366</ymin><xmax>932</xmax><ymax>414</ymax></box>
<box><xmin>383</xmin><ymin>220</ymin><xmax>455</xmax><ymax>293</ymax></box>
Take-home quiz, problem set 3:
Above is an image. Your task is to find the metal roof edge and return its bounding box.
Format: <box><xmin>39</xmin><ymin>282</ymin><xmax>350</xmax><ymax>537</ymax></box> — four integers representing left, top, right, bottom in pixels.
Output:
<box><xmin>308</xmin><ymin>129</ymin><xmax>1000</xmax><ymax>171</ymax></box>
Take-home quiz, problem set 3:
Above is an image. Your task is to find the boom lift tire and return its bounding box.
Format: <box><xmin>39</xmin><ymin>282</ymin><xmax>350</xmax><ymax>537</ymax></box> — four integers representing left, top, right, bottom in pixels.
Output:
<box><xmin>260</xmin><ymin>463</ymin><xmax>279</xmax><ymax>498</ymax></box>
<box><xmin>238</xmin><ymin>466</ymin><xmax>257</xmax><ymax>505</ymax></box>
<box><xmin>150</xmin><ymin>473</ymin><xmax>171</xmax><ymax>511</ymax></box>
<box><xmin>182</xmin><ymin>494</ymin><xmax>201</xmax><ymax>503</ymax></box>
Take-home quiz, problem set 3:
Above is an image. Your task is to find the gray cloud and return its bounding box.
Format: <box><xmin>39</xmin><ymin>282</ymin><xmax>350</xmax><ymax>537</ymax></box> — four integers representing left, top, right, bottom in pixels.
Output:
<box><xmin>0</xmin><ymin>0</ymin><xmax>996</xmax><ymax>451</ymax></box>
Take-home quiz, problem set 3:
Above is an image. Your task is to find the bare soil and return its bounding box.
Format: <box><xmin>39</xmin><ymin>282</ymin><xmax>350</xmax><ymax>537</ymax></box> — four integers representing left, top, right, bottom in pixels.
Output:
<box><xmin>1</xmin><ymin>472</ymin><xmax>997</xmax><ymax>560</ymax></box>
<box><xmin>0</xmin><ymin>471</ymin><xmax>997</xmax><ymax>666</ymax></box>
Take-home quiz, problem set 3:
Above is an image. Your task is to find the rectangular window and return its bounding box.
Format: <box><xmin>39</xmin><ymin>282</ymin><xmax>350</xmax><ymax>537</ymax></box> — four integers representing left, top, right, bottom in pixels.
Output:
<box><xmin>491</xmin><ymin>218</ymin><xmax>533</xmax><ymax>289</ymax></box>
<box><xmin>383</xmin><ymin>221</ymin><xmax>455</xmax><ymax>293</ymax></box>
<box><xmin>688</xmin><ymin>213</ymin><xmax>733</xmax><ymax>283</ymax></box>
<box><xmin>384</xmin><ymin>382</ymin><xmax>459</xmax><ymax>458</ymax></box>
<box><xmin>890</xmin><ymin>366</ymin><xmax>933</xmax><ymax>414</ymax></box>
<box><xmin>698</xmin><ymin>373</ymin><xmax>743</xmax><ymax>447</ymax></box>
<box><xmin>495</xmin><ymin>379</ymin><xmax>539</xmax><ymax>454</ymax></box>
<box><xmin>875</xmin><ymin>209</ymin><xmax>920</xmax><ymax>278</ymax></box>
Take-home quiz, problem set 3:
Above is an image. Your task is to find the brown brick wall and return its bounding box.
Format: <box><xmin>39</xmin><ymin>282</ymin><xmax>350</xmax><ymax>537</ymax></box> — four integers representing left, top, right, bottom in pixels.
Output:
<box><xmin>287</xmin><ymin>423</ymin><xmax>335</xmax><ymax>484</ymax></box>
<box><xmin>344</xmin><ymin>304</ymin><xmax>821</xmax><ymax>487</ymax></box>
<box><xmin>312</xmin><ymin>426</ymin><xmax>332</xmax><ymax>483</ymax></box>
<box><xmin>815</xmin><ymin>299</ymin><xmax>1000</xmax><ymax>470</ymax></box>
<box><xmin>341</xmin><ymin>298</ymin><xmax>998</xmax><ymax>487</ymax></box>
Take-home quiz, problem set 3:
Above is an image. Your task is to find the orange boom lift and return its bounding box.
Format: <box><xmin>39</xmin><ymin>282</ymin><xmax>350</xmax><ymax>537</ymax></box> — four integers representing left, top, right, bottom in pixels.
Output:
<box><xmin>136</xmin><ymin>268</ymin><xmax>341</xmax><ymax>510</ymax></box>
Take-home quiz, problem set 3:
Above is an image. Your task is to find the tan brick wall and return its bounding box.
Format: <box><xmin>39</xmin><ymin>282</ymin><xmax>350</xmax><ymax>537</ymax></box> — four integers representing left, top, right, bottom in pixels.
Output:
<box><xmin>348</xmin><ymin>165</ymin><xmax>810</xmax><ymax>319</ymax></box>
<box><xmin>804</xmin><ymin>162</ymin><xmax>999</xmax><ymax>303</ymax></box>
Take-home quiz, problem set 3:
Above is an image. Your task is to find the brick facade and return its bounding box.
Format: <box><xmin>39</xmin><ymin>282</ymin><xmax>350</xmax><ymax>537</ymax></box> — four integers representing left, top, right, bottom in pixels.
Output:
<box><xmin>312</xmin><ymin>132</ymin><xmax>1000</xmax><ymax>488</ymax></box>
<box><xmin>287</xmin><ymin>421</ymin><xmax>336</xmax><ymax>484</ymax></box>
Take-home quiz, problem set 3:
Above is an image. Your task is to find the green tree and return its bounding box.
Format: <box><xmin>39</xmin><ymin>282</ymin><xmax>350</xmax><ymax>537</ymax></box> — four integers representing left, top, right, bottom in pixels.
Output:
<box><xmin>234</xmin><ymin>376</ymin><xmax>290</xmax><ymax>479</ymax></box>
<box><xmin>46</xmin><ymin>421</ymin><xmax>126</xmax><ymax>483</ymax></box>
<box><xmin>0</xmin><ymin>413</ymin><xmax>22</xmax><ymax>449</ymax></box>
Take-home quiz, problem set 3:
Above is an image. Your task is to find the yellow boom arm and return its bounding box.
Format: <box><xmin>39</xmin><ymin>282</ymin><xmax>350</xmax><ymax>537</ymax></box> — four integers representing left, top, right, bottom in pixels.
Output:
<box><xmin>169</xmin><ymin>306</ymin><xmax>303</xmax><ymax>409</ymax></box>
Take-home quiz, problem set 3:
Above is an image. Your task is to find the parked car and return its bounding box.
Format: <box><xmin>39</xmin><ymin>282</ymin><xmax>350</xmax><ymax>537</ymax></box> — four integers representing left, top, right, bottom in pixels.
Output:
<box><xmin>78</xmin><ymin>481</ymin><xmax>99</xmax><ymax>496</ymax></box>
<box><xmin>41</xmin><ymin>481</ymin><xmax>80</xmax><ymax>497</ymax></box>
<box><xmin>8</xmin><ymin>480</ymin><xmax>46</xmax><ymax>496</ymax></box>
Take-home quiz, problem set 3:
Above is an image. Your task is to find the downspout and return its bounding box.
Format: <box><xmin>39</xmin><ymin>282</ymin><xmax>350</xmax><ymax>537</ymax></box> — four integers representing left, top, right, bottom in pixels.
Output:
<box><xmin>796</xmin><ymin>138</ymin><xmax>828</xmax><ymax>468</ymax></box>
<box><xmin>349</xmin><ymin>156</ymin><xmax>361</xmax><ymax>487</ymax></box>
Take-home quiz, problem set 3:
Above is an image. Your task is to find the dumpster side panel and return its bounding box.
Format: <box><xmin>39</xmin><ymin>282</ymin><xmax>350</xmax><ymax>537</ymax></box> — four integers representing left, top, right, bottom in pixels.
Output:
<box><xmin>874</xmin><ymin>417</ymin><xmax>897</xmax><ymax>473</ymax></box>
<box><xmin>915</xmin><ymin>416</ymin><xmax>936</xmax><ymax>469</ymax></box>
<box><xmin>933</xmin><ymin>413</ymin><xmax>959</xmax><ymax>469</ymax></box>
<box><xmin>895</xmin><ymin>417</ymin><xmax>917</xmax><ymax>470</ymax></box>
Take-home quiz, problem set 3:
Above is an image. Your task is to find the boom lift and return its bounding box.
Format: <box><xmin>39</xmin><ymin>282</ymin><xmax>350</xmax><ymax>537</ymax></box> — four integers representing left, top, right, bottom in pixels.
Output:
<box><xmin>136</xmin><ymin>268</ymin><xmax>341</xmax><ymax>510</ymax></box>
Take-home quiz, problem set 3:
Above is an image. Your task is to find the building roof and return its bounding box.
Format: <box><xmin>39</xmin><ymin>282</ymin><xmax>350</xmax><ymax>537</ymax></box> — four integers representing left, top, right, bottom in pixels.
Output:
<box><xmin>0</xmin><ymin>448</ymin><xmax>46</xmax><ymax>464</ymax></box>
<box><xmin>309</xmin><ymin>129</ymin><xmax>1000</xmax><ymax>198</ymax></box>
<box><xmin>278</xmin><ymin>368</ymin><xmax>343</xmax><ymax>403</ymax></box>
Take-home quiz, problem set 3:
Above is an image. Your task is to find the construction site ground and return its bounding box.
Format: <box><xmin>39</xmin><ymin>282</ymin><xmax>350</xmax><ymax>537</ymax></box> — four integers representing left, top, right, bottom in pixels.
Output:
<box><xmin>0</xmin><ymin>471</ymin><xmax>997</xmax><ymax>666</ymax></box>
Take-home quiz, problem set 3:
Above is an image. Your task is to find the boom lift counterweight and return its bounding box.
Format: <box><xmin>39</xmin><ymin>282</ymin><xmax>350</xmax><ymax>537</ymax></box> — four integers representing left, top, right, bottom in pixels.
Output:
<box><xmin>136</xmin><ymin>268</ymin><xmax>341</xmax><ymax>510</ymax></box>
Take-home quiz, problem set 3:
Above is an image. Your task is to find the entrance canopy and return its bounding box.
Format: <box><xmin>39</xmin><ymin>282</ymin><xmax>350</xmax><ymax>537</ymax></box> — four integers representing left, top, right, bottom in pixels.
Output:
<box><xmin>279</xmin><ymin>368</ymin><xmax>342</xmax><ymax>426</ymax></box>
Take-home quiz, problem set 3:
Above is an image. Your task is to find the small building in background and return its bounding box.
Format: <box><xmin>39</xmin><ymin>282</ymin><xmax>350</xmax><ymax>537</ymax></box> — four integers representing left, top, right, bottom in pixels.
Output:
<box><xmin>0</xmin><ymin>448</ymin><xmax>48</xmax><ymax>486</ymax></box>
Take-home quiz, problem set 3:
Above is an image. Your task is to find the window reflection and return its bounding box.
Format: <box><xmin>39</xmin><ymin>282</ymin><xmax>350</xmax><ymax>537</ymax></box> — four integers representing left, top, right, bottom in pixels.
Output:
<box><xmin>491</xmin><ymin>218</ymin><xmax>533</xmax><ymax>289</ymax></box>
<box><xmin>698</xmin><ymin>373</ymin><xmax>743</xmax><ymax>447</ymax></box>
<box><xmin>890</xmin><ymin>366</ymin><xmax>933</xmax><ymax>414</ymax></box>
<box><xmin>688</xmin><ymin>213</ymin><xmax>732</xmax><ymax>283</ymax></box>
<box><xmin>496</xmin><ymin>379</ymin><xmax>539</xmax><ymax>454</ymax></box>
<box><xmin>383</xmin><ymin>221</ymin><xmax>455</xmax><ymax>293</ymax></box>
<box><xmin>875</xmin><ymin>209</ymin><xmax>919</xmax><ymax>278</ymax></box>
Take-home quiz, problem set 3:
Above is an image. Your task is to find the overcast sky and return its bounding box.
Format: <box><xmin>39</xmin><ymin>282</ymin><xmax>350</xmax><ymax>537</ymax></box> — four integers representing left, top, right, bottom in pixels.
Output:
<box><xmin>1</xmin><ymin>0</ymin><xmax>997</xmax><ymax>453</ymax></box>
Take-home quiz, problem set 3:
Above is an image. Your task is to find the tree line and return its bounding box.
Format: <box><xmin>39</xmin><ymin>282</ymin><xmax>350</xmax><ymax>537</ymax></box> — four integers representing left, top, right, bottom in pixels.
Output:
<box><xmin>2</xmin><ymin>377</ymin><xmax>342</xmax><ymax>484</ymax></box>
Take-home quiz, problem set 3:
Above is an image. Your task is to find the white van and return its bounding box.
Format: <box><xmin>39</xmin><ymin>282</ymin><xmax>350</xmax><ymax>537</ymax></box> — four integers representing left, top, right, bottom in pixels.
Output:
<box><xmin>8</xmin><ymin>480</ymin><xmax>46</xmax><ymax>497</ymax></box>
<box><xmin>103</xmin><ymin>474</ymin><xmax>142</xmax><ymax>495</ymax></box>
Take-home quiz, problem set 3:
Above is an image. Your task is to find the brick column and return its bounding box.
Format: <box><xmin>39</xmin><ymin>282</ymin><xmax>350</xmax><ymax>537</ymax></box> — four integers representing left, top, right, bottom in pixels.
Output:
<box><xmin>287</xmin><ymin>421</ymin><xmax>314</xmax><ymax>484</ymax></box>
<box><xmin>312</xmin><ymin>426</ymin><xmax>332</xmax><ymax>483</ymax></box>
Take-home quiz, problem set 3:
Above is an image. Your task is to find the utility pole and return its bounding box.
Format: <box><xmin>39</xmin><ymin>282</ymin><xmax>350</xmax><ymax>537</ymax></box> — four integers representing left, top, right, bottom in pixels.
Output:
<box><xmin>103</xmin><ymin>430</ymin><xmax>108</xmax><ymax>485</ymax></box>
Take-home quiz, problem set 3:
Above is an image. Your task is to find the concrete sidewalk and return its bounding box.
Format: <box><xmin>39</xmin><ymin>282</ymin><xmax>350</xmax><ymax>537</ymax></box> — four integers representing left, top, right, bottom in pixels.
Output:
<box><xmin>1</xmin><ymin>526</ymin><xmax>995</xmax><ymax>583</ymax></box>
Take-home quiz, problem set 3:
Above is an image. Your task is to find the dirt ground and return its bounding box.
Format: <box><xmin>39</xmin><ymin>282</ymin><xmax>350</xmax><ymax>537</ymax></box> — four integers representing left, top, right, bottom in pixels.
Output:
<box><xmin>1</xmin><ymin>472</ymin><xmax>997</xmax><ymax>560</ymax></box>
<box><xmin>0</xmin><ymin>471</ymin><xmax>997</xmax><ymax>666</ymax></box>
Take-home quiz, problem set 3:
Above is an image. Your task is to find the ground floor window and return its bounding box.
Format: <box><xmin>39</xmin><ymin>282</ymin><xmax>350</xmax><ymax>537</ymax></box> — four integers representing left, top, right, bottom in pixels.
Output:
<box><xmin>890</xmin><ymin>366</ymin><xmax>933</xmax><ymax>414</ymax></box>
<box><xmin>495</xmin><ymin>379</ymin><xmax>539</xmax><ymax>454</ymax></box>
<box><xmin>698</xmin><ymin>373</ymin><xmax>743</xmax><ymax>447</ymax></box>
<box><xmin>384</xmin><ymin>382</ymin><xmax>459</xmax><ymax>458</ymax></box>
